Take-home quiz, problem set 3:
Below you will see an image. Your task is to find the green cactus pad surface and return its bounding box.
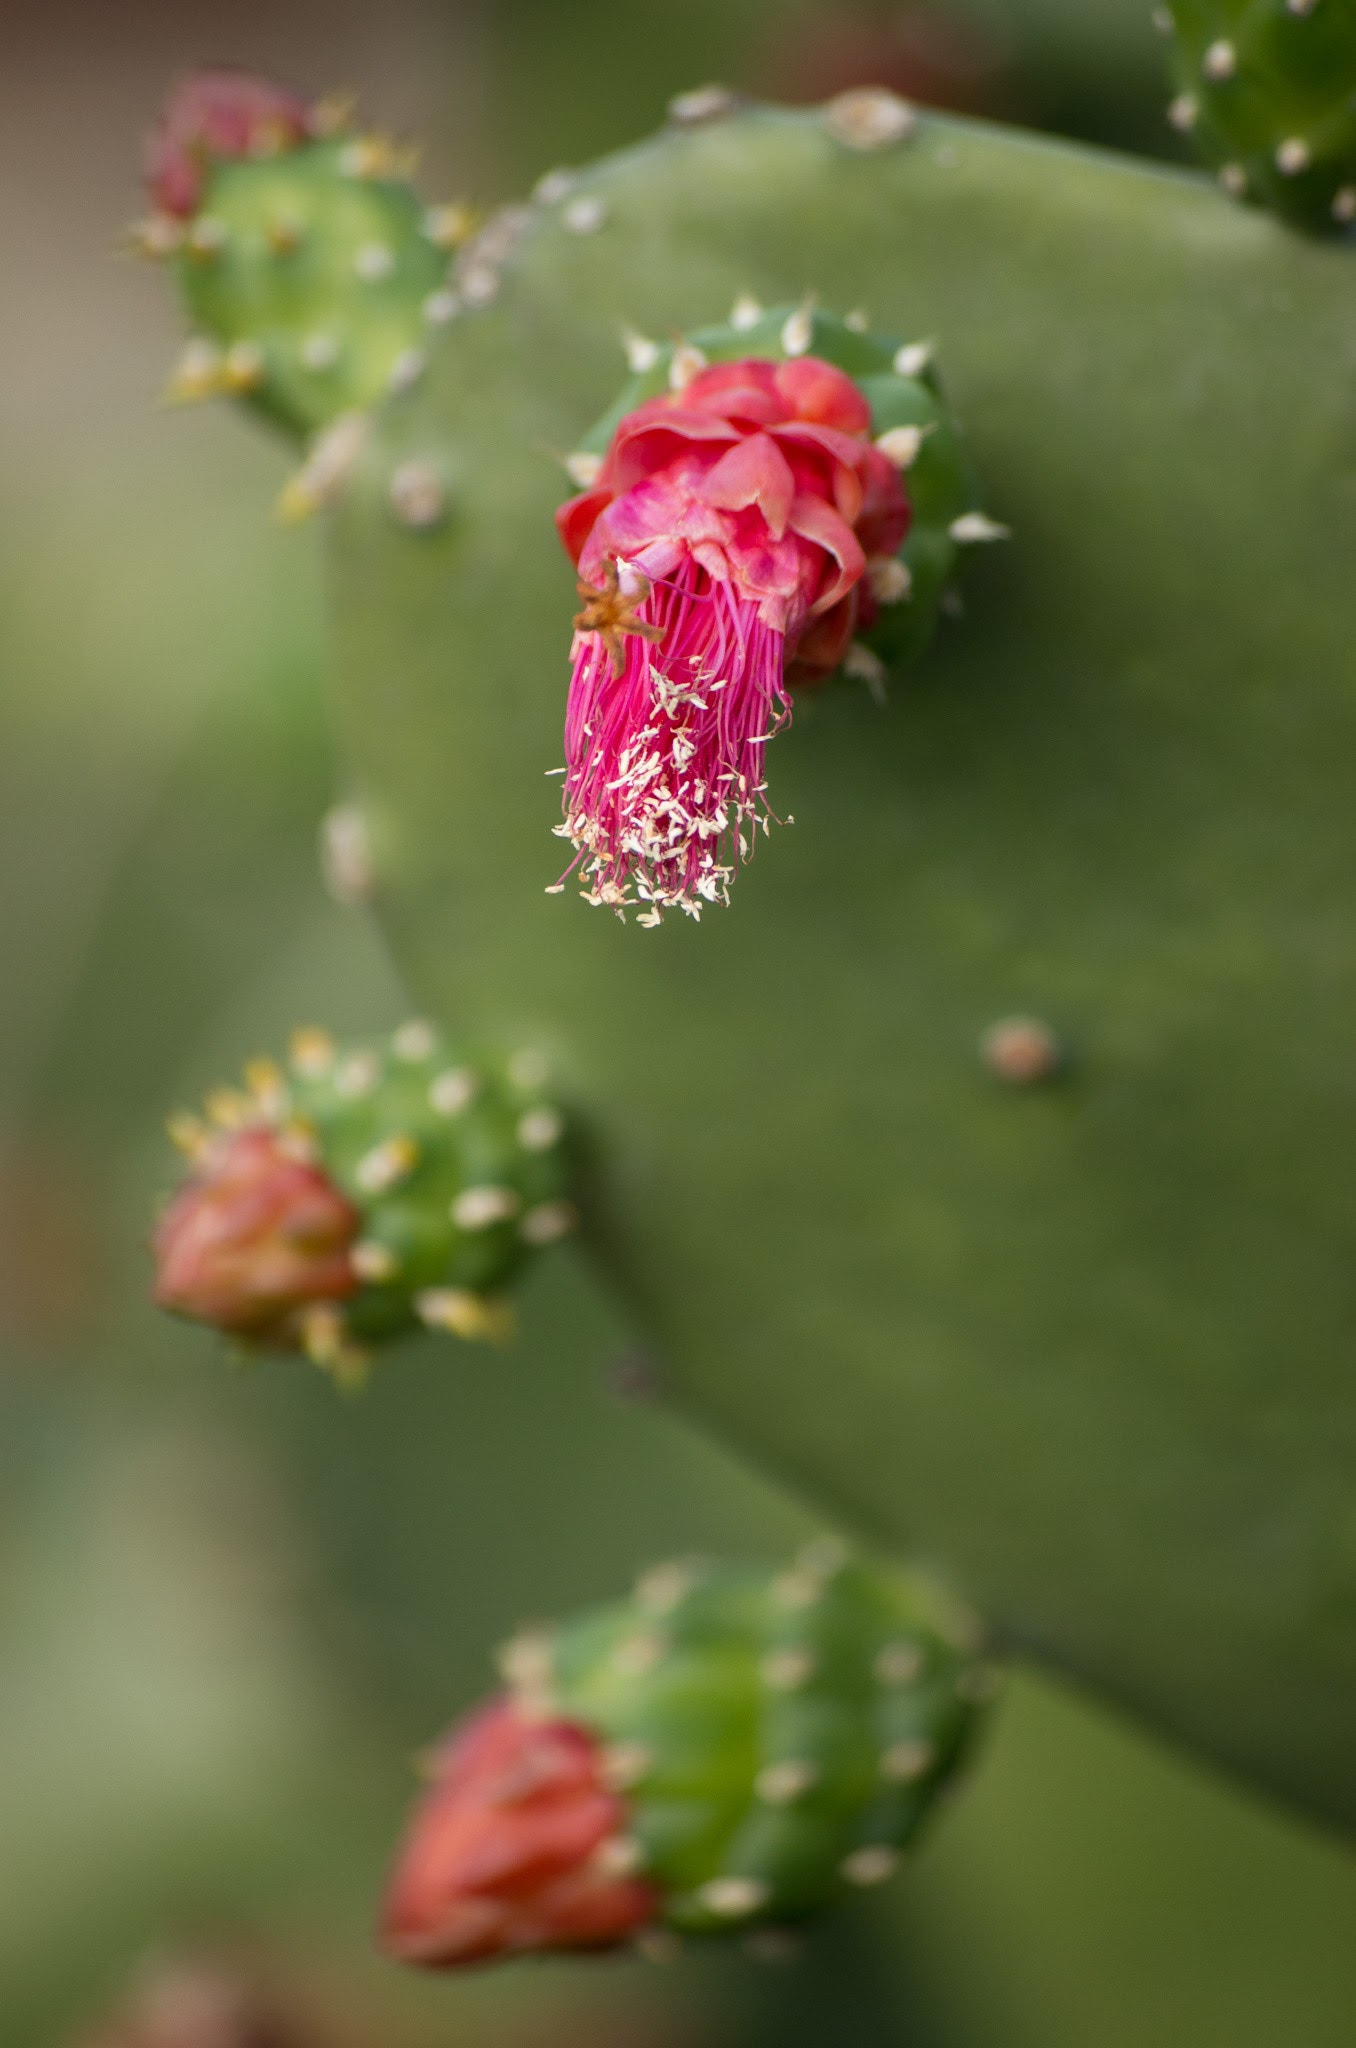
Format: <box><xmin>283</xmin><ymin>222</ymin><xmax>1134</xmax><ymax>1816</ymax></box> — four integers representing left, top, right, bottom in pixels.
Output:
<box><xmin>1163</xmin><ymin>0</ymin><xmax>1356</xmax><ymax>232</ymax></box>
<box><xmin>567</xmin><ymin>303</ymin><xmax>984</xmax><ymax>678</ymax></box>
<box><xmin>162</xmin><ymin>1021</ymin><xmax>575</xmax><ymax>1371</ymax></box>
<box><xmin>165</xmin><ymin>137</ymin><xmax>456</xmax><ymax>438</ymax></box>
<box><xmin>520</xmin><ymin>1546</ymin><xmax>987</xmax><ymax>1933</ymax></box>
<box><xmin>322</xmin><ymin>98</ymin><xmax>1356</xmax><ymax>1829</ymax></box>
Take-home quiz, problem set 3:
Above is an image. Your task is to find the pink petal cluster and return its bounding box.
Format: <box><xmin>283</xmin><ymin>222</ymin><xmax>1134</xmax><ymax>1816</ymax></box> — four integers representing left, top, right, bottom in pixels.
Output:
<box><xmin>382</xmin><ymin>1697</ymin><xmax>656</xmax><ymax>1967</ymax></box>
<box><xmin>555</xmin><ymin>354</ymin><xmax>909</xmax><ymax>920</ymax></box>
<box><xmin>153</xmin><ymin>1126</ymin><xmax>359</xmax><ymax>1343</ymax></box>
<box><xmin>148</xmin><ymin>70</ymin><xmax>314</xmax><ymax>220</ymax></box>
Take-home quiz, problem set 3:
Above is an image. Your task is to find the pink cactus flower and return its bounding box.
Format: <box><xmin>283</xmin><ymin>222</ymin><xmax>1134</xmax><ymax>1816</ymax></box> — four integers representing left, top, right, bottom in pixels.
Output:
<box><xmin>382</xmin><ymin>1696</ymin><xmax>656</xmax><ymax>1967</ymax></box>
<box><xmin>148</xmin><ymin>70</ymin><xmax>314</xmax><ymax>220</ymax></box>
<box><xmin>554</xmin><ymin>354</ymin><xmax>909</xmax><ymax>920</ymax></box>
<box><xmin>153</xmin><ymin>1125</ymin><xmax>359</xmax><ymax>1343</ymax></box>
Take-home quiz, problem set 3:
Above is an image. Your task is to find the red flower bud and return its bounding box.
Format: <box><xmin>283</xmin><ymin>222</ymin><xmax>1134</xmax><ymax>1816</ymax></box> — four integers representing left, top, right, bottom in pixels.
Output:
<box><xmin>147</xmin><ymin>70</ymin><xmax>314</xmax><ymax>219</ymax></box>
<box><xmin>152</xmin><ymin>1126</ymin><xmax>359</xmax><ymax>1343</ymax></box>
<box><xmin>382</xmin><ymin>1697</ymin><xmax>657</xmax><ymax>1967</ymax></box>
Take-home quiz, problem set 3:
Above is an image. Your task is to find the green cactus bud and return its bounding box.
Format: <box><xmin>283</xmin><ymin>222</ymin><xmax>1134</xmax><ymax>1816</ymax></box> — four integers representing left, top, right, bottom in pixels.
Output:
<box><xmin>153</xmin><ymin>1022</ymin><xmax>575</xmax><ymax>1382</ymax></box>
<box><xmin>1161</xmin><ymin>0</ymin><xmax>1356</xmax><ymax>232</ymax></box>
<box><xmin>144</xmin><ymin>72</ymin><xmax>468</xmax><ymax>446</ymax></box>
<box><xmin>383</xmin><ymin>1545</ymin><xmax>990</xmax><ymax>1966</ymax></box>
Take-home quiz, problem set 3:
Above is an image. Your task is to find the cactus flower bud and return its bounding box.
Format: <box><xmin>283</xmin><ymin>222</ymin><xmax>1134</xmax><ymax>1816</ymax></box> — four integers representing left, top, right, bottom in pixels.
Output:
<box><xmin>552</xmin><ymin>306</ymin><xmax>989</xmax><ymax>922</ymax></box>
<box><xmin>141</xmin><ymin>72</ymin><xmax>467</xmax><ymax>448</ymax></box>
<box><xmin>153</xmin><ymin>1023</ymin><xmax>575</xmax><ymax>1381</ymax></box>
<box><xmin>153</xmin><ymin>1125</ymin><xmax>359</xmax><ymax>1341</ymax></box>
<box><xmin>147</xmin><ymin>70</ymin><xmax>315</xmax><ymax>219</ymax></box>
<box><xmin>383</xmin><ymin>1699</ymin><xmax>657</xmax><ymax>1964</ymax></box>
<box><xmin>382</xmin><ymin>1547</ymin><xmax>991</xmax><ymax>1967</ymax></box>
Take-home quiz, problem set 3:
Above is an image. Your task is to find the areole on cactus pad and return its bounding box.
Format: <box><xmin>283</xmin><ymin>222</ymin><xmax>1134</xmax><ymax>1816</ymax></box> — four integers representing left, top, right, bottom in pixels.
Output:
<box><xmin>153</xmin><ymin>1022</ymin><xmax>575</xmax><ymax>1382</ymax></box>
<box><xmin>139</xmin><ymin>70</ymin><xmax>470</xmax><ymax>479</ymax></box>
<box><xmin>553</xmin><ymin>305</ymin><xmax>987</xmax><ymax>921</ymax></box>
<box><xmin>382</xmin><ymin>1546</ymin><xmax>990</xmax><ymax>1965</ymax></box>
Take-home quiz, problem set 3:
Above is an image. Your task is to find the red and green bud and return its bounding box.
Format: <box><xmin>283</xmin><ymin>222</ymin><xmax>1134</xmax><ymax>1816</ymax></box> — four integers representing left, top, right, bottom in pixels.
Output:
<box><xmin>139</xmin><ymin>70</ymin><xmax>471</xmax><ymax>461</ymax></box>
<box><xmin>153</xmin><ymin>1023</ymin><xmax>576</xmax><ymax>1383</ymax></box>
<box><xmin>382</xmin><ymin>1545</ymin><xmax>992</xmax><ymax>1965</ymax></box>
<box><xmin>552</xmin><ymin>303</ymin><xmax>993</xmax><ymax>923</ymax></box>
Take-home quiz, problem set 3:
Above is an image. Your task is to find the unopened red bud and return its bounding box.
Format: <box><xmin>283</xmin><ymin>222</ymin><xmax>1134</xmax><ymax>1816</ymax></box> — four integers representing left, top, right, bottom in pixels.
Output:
<box><xmin>382</xmin><ymin>1697</ymin><xmax>657</xmax><ymax>1966</ymax></box>
<box><xmin>153</xmin><ymin>1125</ymin><xmax>359</xmax><ymax>1342</ymax></box>
<box><xmin>148</xmin><ymin>70</ymin><xmax>314</xmax><ymax>219</ymax></box>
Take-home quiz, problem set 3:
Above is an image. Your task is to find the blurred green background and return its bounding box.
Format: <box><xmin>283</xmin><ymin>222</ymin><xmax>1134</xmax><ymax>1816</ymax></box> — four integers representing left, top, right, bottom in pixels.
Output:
<box><xmin>3</xmin><ymin>1</ymin><xmax>1355</xmax><ymax>2041</ymax></box>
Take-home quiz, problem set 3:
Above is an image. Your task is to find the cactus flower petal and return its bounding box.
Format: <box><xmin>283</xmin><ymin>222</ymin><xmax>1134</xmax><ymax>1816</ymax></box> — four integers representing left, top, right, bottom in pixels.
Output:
<box><xmin>153</xmin><ymin>1125</ymin><xmax>359</xmax><ymax>1340</ymax></box>
<box><xmin>555</xmin><ymin>354</ymin><xmax>909</xmax><ymax>919</ymax></box>
<box><xmin>382</xmin><ymin>1698</ymin><xmax>657</xmax><ymax>1965</ymax></box>
<box><xmin>148</xmin><ymin>69</ymin><xmax>314</xmax><ymax>219</ymax></box>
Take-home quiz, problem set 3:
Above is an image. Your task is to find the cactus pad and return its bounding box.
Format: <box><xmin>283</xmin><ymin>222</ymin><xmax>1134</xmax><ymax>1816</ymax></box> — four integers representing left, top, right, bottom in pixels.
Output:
<box><xmin>1162</xmin><ymin>0</ymin><xmax>1356</xmax><ymax>232</ymax></box>
<box><xmin>154</xmin><ymin>1022</ymin><xmax>575</xmax><ymax>1378</ymax></box>
<box><xmin>321</xmin><ymin>101</ymin><xmax>1356</xmax><ymax>1827</ymax></box>
<box><xmin>383</xmin><ymin>1545</ymin><xmax>988</xmax><ymax>1963</ymax></box>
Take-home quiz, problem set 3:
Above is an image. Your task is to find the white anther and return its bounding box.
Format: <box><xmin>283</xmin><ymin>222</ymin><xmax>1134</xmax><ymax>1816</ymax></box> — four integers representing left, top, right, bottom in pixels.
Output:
<box><xmin>875</xmin><ymin>423</ymin><xmax>928</xmax><ymax>467</ymax></box>
<box><xmin>520</xmin><ymin>1200</ymin><xmax>579</xmax><ymax>1245</ymax></box>
<box><xmin>430</xmin><ymin>1066</ymin><xmax>478</xmax><ymax>1115</ymax></box>
<box><xmin>333</xmin><ymin>1050</ymin><xmax>380</xmax><ymax>1099</ymax></box>
<box><xmin>355</xmin><ymin>1135</ymin><xmax>418</xmax><ymax>1193</ymax></box>
<box><xmin>517</xmin><ymin>1106</ymin><xmax>564</xmax><ymax>1151</ymax></box>
<box><xmin>1167</xmin><ymin>93</ymin><xmax>1199</xmax><ymax>131</ymax></box>
<box><xmin>669</xmin><ymin>83</ymin><xmax>738</xmax><ymax>123</ymax></box>
<box><xmin>781</xmin><ymin>304</ymin><xmax>814</xmax><ymax>356</ymax></box>
<box><xmin>622</xmin><ymin>325</ymin><xmax>661</xmax><ymax>373</ymax></box>
<box><xmin>825</xmin><ymin>87</ymin><xmax>916</xmax><ymax>150</ymax></box>
<box><xmin>950</xmin><ymin>510</ymin><xmax>1010</xmax><ymax>543</ymax></box>
<box><xmin>389</xmin><ymin>458</ymin><xmax>445</xmax><ymax>528</ymax></box>
<box><xmin>841</xmin><ymin>1845</ymin><xmax>899</xmax><ymax>1887</ymax></box>
<box><xmin>868</xmin><ymin>555</ymin><xmax>913</xmax><ymax>604</ymax></box>
<box><xmin>669</xmin><ymin>341</ymin><xmax>708</xmax><ymax>391</ymax></box>
<box><xmin>882</xmin><ymin>1738</ymin><xmax>935</xmax><ymax>1782</ymax></box>
<box><xmin>755</xmin><ymin>1760</ymin><xmax>818</xmax><ymax>1804</ymax></box>
<box><xmin>300</xmin><ymin>331</ymin><xmax>340</xmax><ymax>372</ymax></box>
<box><xmin>563</xmin><ymin>194</ymin><xmax>607</xmax><ymax>234</ymax></box>
<box><xmin>452</xmin><ymin>1184</ymin><xmax>521</xmax><ymax>1230</ymax></box>
<box><xmin>699</xmin><ymin>1877</ymin><xmax>769</xmax><ymax>1918</ymax></box>
<box><xmin>875</xmin><ymin>1640</ymin><xmax>924</xmax><ymax>1686</ymax></box>
<box><xmin>354</xmin><ymin>240</ymin><xmax>396</xmax><ymax>281</ymax></box>
<box><xmin>761</xmin><ymin>1647</ymin><xmax>815</xmax><ymax>1690</ymax></box>
<box><xmin>351</xmin><ymin>1240</ymin><xmax>398</xmax><ymax>1282</ymax></box>
<box><xmin>1276</xmin><ymin>137</ymin><xmax>1312</xmax><ymax>175</ymax></box>
<box><xmin>729</xmin><ymin>291</ymin><xmax>763</xmax><ymax>330</ymax></box>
